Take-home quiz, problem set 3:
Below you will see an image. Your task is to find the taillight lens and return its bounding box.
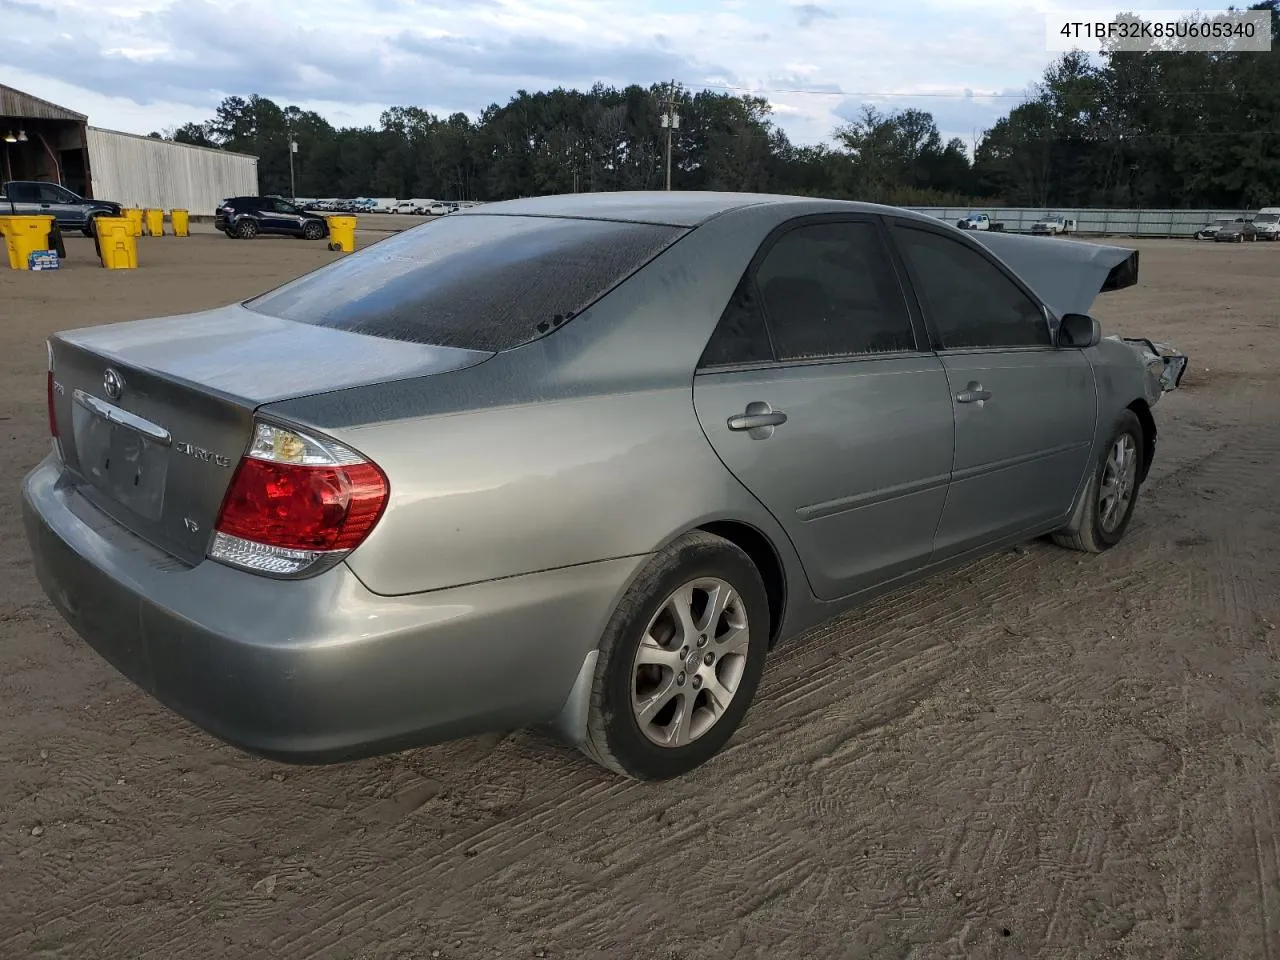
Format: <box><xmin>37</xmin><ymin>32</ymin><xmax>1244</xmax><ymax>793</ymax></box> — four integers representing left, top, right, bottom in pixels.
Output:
<box><xmin>210</xmin><ymin>421</ymin><xmax>389</xmax><ymax>577</ymax></box>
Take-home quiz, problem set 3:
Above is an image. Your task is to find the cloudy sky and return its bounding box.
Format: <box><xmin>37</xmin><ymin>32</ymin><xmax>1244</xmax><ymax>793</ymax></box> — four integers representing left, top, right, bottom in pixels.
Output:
<box><xmin>2</xmin><ymin>0</ymin><xmax>1200</xmax><ymax>147</ymax></box>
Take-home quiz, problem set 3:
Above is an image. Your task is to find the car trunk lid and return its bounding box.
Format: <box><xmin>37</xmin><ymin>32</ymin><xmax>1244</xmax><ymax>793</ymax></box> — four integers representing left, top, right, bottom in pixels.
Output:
<box><xmin>48</xmin><ymin>303</ymin><xmax>493</xmax><ymax>565</ymax></box>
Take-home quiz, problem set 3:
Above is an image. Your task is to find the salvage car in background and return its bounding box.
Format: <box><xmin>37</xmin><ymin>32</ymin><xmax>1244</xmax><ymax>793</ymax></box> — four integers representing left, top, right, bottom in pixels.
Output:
<box><xmin>1213</xmin><ymin>219</ymin><xmax>1258</xmax><ymax>243</ymax></box>
<box><xmin>215</xmin><ymin>196</ymin><xmax>330</xmax><ymax>240</ymax></box>
<box><xmin>1</xmin><ymin>179</ymin><xmax>123</xmax><ymax>237</ymax></box>
<box><xmin>1193</xmin><ymin>216</ymin><xmax>1241</xmax><ymax>240</ymax></box>
<box><xmin>23</xmin><ymin>192</ymin><xmax>1185</xmax><ymax>781</ymax></box>
<box><xmin>1252</xmin><ymin>211</ymin><xmax>1280</xmax><ymax>240</ymax></box>
<box><xmin>1030</xmin><ymin>214</ymin><xmax>1076</xmax><ymax>236</ymax></box>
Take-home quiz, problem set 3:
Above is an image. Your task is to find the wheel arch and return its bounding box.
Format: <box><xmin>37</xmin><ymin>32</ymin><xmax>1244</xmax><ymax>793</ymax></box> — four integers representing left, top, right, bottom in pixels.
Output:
<box><xmin>1127</xmin><ymin>398</ymin><xmax>1157</xmax><ymax>482</ymax></box>
<box><xmin>695</xmin><ymin>519</ymin><xmax>788</xmax><ymax>649</ymax></box>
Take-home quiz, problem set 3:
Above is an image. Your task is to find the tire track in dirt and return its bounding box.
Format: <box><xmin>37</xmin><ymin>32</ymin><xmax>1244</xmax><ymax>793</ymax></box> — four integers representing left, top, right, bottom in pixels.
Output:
<box><xmin>5</xmin><ymin>244</ymin><xmax>1280</xmax><ymax>960</ymax></box>
<box><xmin>246</xmin><ymin>407</ymin><xmax>1280</xmax><ymax>960</ymax></box>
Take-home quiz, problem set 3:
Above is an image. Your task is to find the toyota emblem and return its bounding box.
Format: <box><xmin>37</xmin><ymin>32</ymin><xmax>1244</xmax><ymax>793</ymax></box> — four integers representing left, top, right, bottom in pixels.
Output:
<box><xmin>103</xmin><ymin>368</ymin><xmax>124</xmax><ymax>402</ymax></box>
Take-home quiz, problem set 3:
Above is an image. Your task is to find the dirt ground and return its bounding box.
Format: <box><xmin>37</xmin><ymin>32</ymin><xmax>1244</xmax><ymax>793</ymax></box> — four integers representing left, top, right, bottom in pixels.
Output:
<box><xmin>1</xmin><ymin>232</ymin><xmax>1278</xmax><ymax>960</ymax></box>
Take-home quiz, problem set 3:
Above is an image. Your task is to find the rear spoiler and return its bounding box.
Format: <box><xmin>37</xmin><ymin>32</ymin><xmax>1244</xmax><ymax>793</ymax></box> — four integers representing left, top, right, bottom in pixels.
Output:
<box><xmin>968</xmin><ymin>232</ymin><xmax>1139</xmax><ymax>317</ymax></box>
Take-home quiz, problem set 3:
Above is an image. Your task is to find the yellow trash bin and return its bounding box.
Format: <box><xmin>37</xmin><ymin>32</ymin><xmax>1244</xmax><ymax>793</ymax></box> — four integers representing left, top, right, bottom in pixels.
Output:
<box><xmin>0</xmin><ymin>214</ymin><xmax>56</xmax><ymax>270</ymax></box>
<box><xmin>94</xmin><ymin>216</ymin><xmax>138</xmax><ymax>269</ymax></box>
<box><xmin>325</xmin><ymin>215</ymin><xmax>357</xmax><ymax>253</ymax></box>
<box><xmin>170</xmin><ymin>209</ymin><xmax>189</xmax><ymax>237</ymax></box>
<box><xmin>144</xmin><ymin>208</ymin><xmax>164</xmax><ymax>237</ymax></box>
<box><xmin>125</xmin><ymin>208</ymin><xmax>144</xmax><ymax>237</ymax></box>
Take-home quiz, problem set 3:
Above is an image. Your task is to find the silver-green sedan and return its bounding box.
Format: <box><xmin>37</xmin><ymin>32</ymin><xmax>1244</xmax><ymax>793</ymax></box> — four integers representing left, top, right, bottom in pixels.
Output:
<box><xmin>22</xmin><ymin>192</ymin><xmax>1184</xmax><ymax>779</ymax></box>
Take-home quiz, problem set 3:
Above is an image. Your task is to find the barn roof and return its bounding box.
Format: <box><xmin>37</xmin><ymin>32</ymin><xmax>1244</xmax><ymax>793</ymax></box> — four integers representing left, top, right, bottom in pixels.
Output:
<box><xmin>0</xmin><ymin>84</ymin><xmax>88</xmax><ymax>123</ymax></box>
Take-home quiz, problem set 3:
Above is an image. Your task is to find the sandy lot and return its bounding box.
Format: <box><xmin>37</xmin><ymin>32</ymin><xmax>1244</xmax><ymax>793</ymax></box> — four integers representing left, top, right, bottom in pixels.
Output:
<box><xmin>1</xmin><ymin>232</ymin><xmax>1278</xmax><ymax>960</ymax></box>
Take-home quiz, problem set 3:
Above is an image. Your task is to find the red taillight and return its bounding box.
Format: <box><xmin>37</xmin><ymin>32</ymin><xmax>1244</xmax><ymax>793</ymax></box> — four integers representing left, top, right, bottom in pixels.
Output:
<box><xmin>209</xmin><ymin>420</ymin><xmax>388</xmax><ymax>577</ymax></box>
<box><xmin>47</xmin><ymin>370</ymin><xmax>58</xmax><ymax>438</ymax></box>
<box><xmin>215</xmin><ymin>457</ymin><xmax>388</xmax><ymax>551</ymax></box>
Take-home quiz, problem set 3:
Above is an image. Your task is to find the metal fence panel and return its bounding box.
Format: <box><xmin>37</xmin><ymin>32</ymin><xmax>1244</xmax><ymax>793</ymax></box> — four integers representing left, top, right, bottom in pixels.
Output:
<box><xmin>902</xmin><ymin>206</ymin><xmax>1255</xmax><ymax>237</ymax></box>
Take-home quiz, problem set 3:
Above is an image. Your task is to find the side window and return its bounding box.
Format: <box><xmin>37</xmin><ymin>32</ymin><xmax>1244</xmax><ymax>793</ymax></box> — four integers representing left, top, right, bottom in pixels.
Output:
<box><xmin>37</xmin><ymin>184</ymin><xmax>71</xmax><ymax>203</ymax></box>
<box><xmin>895</xmin><ymin>227</ymin><xmax>1051</xmax><ymax>349</ymax></box>
<box><xmin>7</xmin><ymin>183</ymin><xmax>37</xmax><ymax>202</ymax></box>
<box><xmin>699</xmin><ymin>273</ymin><xmax>774</xmax><ymax>368</ymax></box>
<box><xmin>755</xmin><ymin>221</ymin><xmax>916</xmax><ymax>361</ymax></box>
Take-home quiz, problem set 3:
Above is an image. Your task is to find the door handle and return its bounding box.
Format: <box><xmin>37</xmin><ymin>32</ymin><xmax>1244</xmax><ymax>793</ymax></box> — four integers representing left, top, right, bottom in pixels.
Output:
<box><xmin>955</xmin><ymin>383</ymin><xmax>992</xmax><ymax>404</ymax></box>
<box><xmin>727</xmin><ymin>402</ymin><xmax>787</xmax><ymax>434</ymax></box>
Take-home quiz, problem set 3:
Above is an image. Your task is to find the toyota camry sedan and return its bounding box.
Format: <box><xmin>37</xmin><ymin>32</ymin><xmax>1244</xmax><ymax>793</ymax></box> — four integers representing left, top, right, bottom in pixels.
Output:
<box><xmin>23</xmin><ymin>192</ymin><xmax>1185</xmax><ymax>780</ymax></box>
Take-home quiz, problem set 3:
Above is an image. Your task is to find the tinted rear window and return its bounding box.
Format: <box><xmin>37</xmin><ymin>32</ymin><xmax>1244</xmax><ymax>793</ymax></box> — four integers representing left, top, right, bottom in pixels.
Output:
<box><xmin>245</xmin><ymin>214</ymin><xmax>685</xmax><ymax>351</ymax></box>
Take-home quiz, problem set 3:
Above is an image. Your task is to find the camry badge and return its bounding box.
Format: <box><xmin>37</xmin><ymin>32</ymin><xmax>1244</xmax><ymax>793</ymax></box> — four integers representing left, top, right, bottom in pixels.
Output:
<box><xmin>103</xmin><ymin>368</ymin><xmax>124</xmax><ymax>402</ymax></box>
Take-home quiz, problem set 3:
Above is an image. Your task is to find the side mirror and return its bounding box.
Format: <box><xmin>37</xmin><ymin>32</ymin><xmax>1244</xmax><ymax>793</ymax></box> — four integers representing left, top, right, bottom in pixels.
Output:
<box><xmin>1058</xmin><ymin>312</ymin><xmax>1101</xmax><ymax>348</ymax></box>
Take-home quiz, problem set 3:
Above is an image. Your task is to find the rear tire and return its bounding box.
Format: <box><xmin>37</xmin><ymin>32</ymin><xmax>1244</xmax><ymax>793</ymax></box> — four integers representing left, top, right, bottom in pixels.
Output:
<box><xmin>1052</xmin><ymin>410</ymin><xmax>1144</xmax><ymax>554</ymax></box>
<box><xmin>580</xmin><ymin>531</ymin><xmax>770</xmax><ymax>780</ymax></box>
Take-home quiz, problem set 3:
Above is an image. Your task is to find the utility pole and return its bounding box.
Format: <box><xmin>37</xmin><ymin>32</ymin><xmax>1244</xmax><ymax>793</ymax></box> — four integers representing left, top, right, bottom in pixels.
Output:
<box><xmin>288</xmin><ymin>137</ymin><xmax>297</xmax><ymax>200</ymax></box>
<box><xmin>659</xmin><ymin>80</ymin><xmax>680</xmax><ymax>191</ymax></box>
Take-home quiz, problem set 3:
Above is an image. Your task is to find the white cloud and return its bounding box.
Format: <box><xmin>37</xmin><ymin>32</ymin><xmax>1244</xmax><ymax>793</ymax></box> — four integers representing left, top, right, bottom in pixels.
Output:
<box><xmin>0</xmin><ymin>0</ymin><xmax>1204</xmax><ymax>147</ymax></box>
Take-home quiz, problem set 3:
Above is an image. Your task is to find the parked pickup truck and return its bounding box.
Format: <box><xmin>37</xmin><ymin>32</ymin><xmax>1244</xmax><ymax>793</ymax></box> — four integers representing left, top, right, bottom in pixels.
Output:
<box><xmin>1030</xmin><ymin>215</ymin><xmax>1077</xmax><ymax>236</ymax></box>
<box><xmin>1</xmin><ymin>180</ymin><xmax>123</xmax><ymax>237</ymax></box>
<box><xmin>956</xmin><ymin>212</ymin><xmax>1005</xmax><ymax>232</ymax></box>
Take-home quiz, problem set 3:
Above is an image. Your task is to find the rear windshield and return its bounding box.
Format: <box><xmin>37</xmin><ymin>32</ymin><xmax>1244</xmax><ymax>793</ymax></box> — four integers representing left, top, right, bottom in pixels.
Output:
<box><xmin>246</xmin><ymin>214</ymin><xmax>685</xmax><ymax>351</ymax></box>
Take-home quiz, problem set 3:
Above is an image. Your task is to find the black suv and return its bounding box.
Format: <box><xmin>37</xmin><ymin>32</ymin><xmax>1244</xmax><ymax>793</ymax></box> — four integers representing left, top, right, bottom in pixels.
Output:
<box><xmin>215</xmin><ymin>196</ymin><xmax>329</xmax><ymax>240</ymax></box>
<box><xmin>1</xmin><ymin>180</ymin><xmax>123</xmax><ymax>236</ymax></box>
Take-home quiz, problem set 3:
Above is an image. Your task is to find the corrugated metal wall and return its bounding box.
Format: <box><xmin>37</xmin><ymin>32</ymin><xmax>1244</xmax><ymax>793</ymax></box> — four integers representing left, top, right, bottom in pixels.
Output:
<box><xmin>903</xmin><ymin>206</ymin><xmax>1258</xmax><ymax>237</ymax></box>
<box><xmin>87</xmin><ymin>127</ymin><xmax>258</xmax><ymax>213</ymax></box>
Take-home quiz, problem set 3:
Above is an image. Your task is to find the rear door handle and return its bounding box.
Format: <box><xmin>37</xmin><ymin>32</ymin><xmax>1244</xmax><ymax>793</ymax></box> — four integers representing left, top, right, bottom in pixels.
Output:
<box><xmin>727</xmin><ymin>402</ymin><xmax>787</xmax><ymax>434</ymax></box>
<box><xmin>956</xmin><ymin>383</ymin><xmax>992</xmax><ymax>404</ymax></box>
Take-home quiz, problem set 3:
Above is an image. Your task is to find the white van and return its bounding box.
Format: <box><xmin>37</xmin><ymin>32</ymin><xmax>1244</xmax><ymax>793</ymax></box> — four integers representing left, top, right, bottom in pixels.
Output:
<box><xmin>1254</xmin><ymin>207</ymin><xmax>1280</xmax><ymax>240</ymax></box>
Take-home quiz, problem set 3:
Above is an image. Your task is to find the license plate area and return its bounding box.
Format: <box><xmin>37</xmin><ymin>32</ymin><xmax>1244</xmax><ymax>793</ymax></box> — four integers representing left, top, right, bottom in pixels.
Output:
<box><xmin>72</xmin><ymin>391</ymin><xmax>170</xmax><ymax>521</ymax></box>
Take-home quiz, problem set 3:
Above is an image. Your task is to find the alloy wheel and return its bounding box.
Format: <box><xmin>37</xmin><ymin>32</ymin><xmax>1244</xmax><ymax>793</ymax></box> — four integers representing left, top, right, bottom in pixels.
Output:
<box><xmin>630</xmin><ymin>578</ymin><xmax>750</xmax><ymax>748</ymax></box>
<box><xmin>1098</xmin><ymin>433</ymin><xmax>1139</xmax><ymax>533</ymax></box>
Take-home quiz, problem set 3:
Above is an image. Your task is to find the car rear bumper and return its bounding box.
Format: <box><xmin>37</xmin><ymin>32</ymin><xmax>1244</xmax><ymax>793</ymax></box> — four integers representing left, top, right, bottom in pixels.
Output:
<box><xmin>22</xmin><ymin>454</ymin><xmax>645</xmax><ymax>763</ymax></box>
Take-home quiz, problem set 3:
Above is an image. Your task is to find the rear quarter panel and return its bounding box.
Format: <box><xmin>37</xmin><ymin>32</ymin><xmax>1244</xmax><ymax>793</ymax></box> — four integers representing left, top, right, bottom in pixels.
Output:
<box><xmin>264</xmin><ymin>204</ymin><xmax>815</xmax><ymax>599</ymax></box>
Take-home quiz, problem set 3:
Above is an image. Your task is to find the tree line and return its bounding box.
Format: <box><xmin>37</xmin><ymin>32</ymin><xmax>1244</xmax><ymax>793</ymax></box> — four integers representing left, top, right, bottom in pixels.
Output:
<box><xmin>157</xmin><ymin>2</ymin><xmax>1279</xmax><ymax>209</ymax></box>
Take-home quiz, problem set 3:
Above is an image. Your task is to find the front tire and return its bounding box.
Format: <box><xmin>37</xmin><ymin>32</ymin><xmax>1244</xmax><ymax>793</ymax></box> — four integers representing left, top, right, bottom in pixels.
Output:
<box><xmin>302</xmin><ymin>220</ymin><xmax>325</xmax><ymax>241</ymax></box>
<box><xmin>1052</xmin><ymin>410</ymin><xmax>1144</xmax><ymax>554</ymax></box>
<box><xmin>236</xmin><ymin>218</ymin><xmax>259</xmax><ymax>239</ymax></box>
<box><xmin>580</xmin><ymin>531</ymin><xmax>770</xmax><ymax>780</ymax></box>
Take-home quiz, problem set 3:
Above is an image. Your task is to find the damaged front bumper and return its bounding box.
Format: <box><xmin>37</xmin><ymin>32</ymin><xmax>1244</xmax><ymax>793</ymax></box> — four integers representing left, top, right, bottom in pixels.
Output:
<box><xmin>1111</xmin><ymin>336</ymin><xmax>1188</xmax><ymax>402</ymax></box>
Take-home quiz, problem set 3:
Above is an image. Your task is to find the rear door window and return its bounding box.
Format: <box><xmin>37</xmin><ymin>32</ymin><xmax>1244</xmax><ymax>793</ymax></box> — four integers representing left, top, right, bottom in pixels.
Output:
<box><xmin>754</xmin><ymin>220</ymin><xmax>917</xmax><ymax>360</ymax></box>
<box><xmin>247</xmin><ymin>215</ymin><xmax>685</xmax><ymax>352</ymax></box>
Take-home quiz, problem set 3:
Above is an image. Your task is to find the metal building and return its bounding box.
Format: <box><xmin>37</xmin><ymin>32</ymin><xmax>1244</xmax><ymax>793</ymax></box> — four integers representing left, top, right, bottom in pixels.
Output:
<box><xmin>2</xmin><ymin>82</ymin><xmax>258</xmax><ymax>214</ymax></box>
<box><xmin>86</xmin><ymin>128</ymin><xmax>258</xmax><ymax>214</ymax></box>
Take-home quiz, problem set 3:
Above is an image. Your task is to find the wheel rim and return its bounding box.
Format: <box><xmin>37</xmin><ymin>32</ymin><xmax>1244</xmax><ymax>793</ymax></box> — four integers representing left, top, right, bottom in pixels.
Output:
<box><xmin>1098</xmin><ymin>433</ymin><xmax>1139</xmax><ymax>533</ymax></box>
<box><xmin>240</xmin><ymin>221</ymin><xmax>256</xmax><ymax>238</ymax></box>
<box><xmin>630</xmin><ymin>578</ymin><xmax>750</xmax><ymax>748</ymax></box>
<box><xmin>305</xmin><ymin>222</ymin><xmax>322</xmax><ymax>239</ymax></box>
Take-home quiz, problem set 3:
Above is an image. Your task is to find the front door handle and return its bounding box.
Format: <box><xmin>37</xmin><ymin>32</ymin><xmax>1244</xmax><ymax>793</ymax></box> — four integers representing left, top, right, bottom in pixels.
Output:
<box><xmin>956</xmin><ymin>382</ymin><xmax>992</xmax><ymax>404</ymax></box>
<box><xmin>727</xmin><ymin>402</ymin><xmax>787</xmax><ymax>437</ymax></box>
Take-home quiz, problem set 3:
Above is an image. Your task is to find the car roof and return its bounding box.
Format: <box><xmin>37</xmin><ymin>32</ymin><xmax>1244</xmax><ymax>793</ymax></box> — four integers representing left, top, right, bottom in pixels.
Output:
<box><xmin>452</xmin><ymin>190</ymin><xmax>934</xmax><ymax>228</ymax></box>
